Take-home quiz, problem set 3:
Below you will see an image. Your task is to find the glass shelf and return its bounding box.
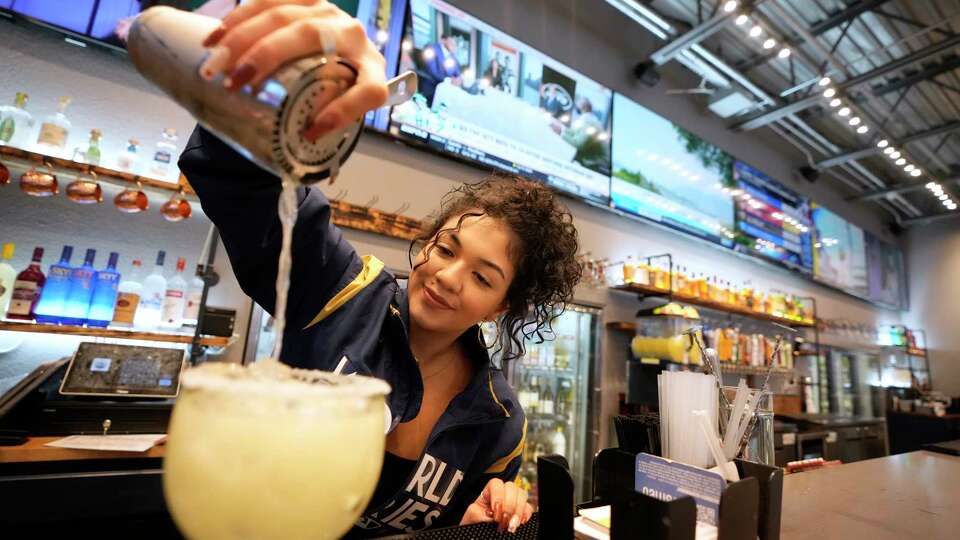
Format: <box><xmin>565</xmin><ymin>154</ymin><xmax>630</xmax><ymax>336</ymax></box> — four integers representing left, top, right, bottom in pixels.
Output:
<box><xmin>0</xmin><ymin>320</ymin><xmax>230</xmax><ymax>347</ymax></box>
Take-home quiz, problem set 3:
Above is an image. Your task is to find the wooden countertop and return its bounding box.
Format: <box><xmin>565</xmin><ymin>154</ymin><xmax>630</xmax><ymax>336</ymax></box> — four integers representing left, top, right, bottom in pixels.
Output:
<box><xmin>0</xmin><ymin>436</ymin><xmax>165</xmax><ymax>464</ymax></box>
<box><xmin>782</xmin><ymin>451</ymin><xmax>960</xmax><ymax>540</ymax></box>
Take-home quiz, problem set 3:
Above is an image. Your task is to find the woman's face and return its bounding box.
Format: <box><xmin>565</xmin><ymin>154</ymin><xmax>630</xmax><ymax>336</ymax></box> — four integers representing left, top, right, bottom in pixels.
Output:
<box><xmin>408</xmin><ymin>213</ymin><xmax>517</xmax><ymax>336</ymax></box>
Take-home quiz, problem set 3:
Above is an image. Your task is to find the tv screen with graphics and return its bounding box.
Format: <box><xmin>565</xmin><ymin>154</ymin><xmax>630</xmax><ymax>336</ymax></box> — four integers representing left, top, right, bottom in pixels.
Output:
<box><xmin>865</xmin><ymin>232</ymin><xmax>906</xmax><ymax>309</ymax></box>
<box><xmin>731</xmin><ymin>160</ymin><xmax>814</xmax><ymax>272</ymax></box>
<box><xmin>389</xmin><ymin>0</ymin><xmax>613</xmax><ymax>203</ymax></box>
<box><xmin>610</xmin><ymin>93</ymin><xmax>735</xmax><ymax>247</ymax></box>
<box><xmin>811</xmin><ymin>204</ymin><xmax>868</xmax><ymax>297</ymax></box>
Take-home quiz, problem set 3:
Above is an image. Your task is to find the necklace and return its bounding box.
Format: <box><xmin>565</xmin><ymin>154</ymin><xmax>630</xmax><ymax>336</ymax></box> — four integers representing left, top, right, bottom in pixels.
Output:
<box><xmin>419</xmin><ymin>353</ymin><xmax>457</xmax><ymax>380</ymax></box>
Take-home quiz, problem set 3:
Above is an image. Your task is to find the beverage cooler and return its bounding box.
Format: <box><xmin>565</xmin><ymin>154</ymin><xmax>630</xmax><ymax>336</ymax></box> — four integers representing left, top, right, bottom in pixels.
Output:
<box><xmin>495</xmin><ymin>304</ymin><xmax>602</xmax><ymax>504</ymax></box>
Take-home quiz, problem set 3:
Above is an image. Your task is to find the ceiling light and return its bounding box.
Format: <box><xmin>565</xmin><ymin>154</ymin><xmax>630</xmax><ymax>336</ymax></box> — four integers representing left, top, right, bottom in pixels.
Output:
<box><xmin>939</xmin><ymin>194</ymin><xmax>949</xmax><ymax>200</ymax></box>
<box><xmin>829</xmin><ymin>98</ymin><xmax>841</xmax><ymax>107</ymax></box>
<box><xmin>735</xmin><ymin>14</ymin><xmax>749</xmax><ymax>25</ymax></box>
<box><xmin>819</xmin><ymin>77</ymin><xmax>831</xmax><ymax>86</ymax></box>
<box><xmin>877</xmin><ymin>139</ymin><xmax>889</xmax><ymax>148</ymax></box>
<box><xmin>749</xmin><ymin>25</ymin><xmax>763</xmax><ymax>37</ymax></box>
<box><xmin>723</xmin><ymin>1</ymin><xmax>739</xmax><ymax>13</ymax></box>
<box><xmin>823</xmin><ymin>88</ymin><xmax>836</xmax><ymax>98</ymax></box>
<box><xmin>883</xmin><ymin>147</ymin><xmax>895</xmax><ymax>155</ymax></box>
<box><xmin>905</xmin><ymin>165</ymin><xmax>915</xmax><ymax>172</ymax></box>
<box><xmin>763</xmin><ymin>38</ymin><xmax>776</xmax><ymax>49</ymax></box>
<box><xmin>838</xmin><ymin>107</ymin><xmax>851</xmax><ymax>117</ymax></box>
<box><xmin>401</xmin><ymin>40</ymin><xmax>412</xmax><ymax>52</ymax></box>
<box><xmin>890</xmin><ymin>151</ymin><xmax>901</xmax><ymax>159</ymax></box>
<box><xmin>857</xmin><ymin>126</ymin><xmax>869</xmax><ymax>134</ymax></box>
<box><xmin>927</xmin><ymin>182</ymin><xmax>937</xmax><ymax>189</ymax></box>
<box><xmin>849</xmin><ymin>116</ymin><xmax>861</xmax><ymax>126</ymax></box>
<box><xmin>911</xmin><ymin>169</ymin><xmax>922</xmax><ymax>177</ymax></box>
<box><xmin>895</xmin><ymin>158</ymin><xmax>906</xmax><ymax>165</ymax></box>
<box><xmin>778</xmin><ymin>48</ymin><xmax>791</xmax><ymax>59</ymax></box>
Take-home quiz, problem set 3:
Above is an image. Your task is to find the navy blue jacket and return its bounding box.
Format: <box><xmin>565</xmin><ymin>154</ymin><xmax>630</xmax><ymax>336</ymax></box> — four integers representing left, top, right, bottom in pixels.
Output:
<box><xmin>179</xmin><ymin>127</ymin><xmax>526</xmax><ymax>535</ymax></box>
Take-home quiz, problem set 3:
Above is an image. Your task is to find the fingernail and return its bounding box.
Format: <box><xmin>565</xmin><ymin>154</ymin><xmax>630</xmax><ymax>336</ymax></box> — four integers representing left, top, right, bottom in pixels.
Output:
<box><xmin>224</xmin><ymin>63</ymin><xmax>256</xmax><ymax>90</ymax></box>
<box><xmin>508</xmin><ymin>515</ymin><xmax>520</xmax><ymax>533</ymax></box>
<box><xmin>202</xmin><ymin>25</ymin><xmax>227</xmax><ymax>47</ymax></box>
<box><xmin>199</xmin><ymin>45</ymin><xmax>230</xmax><ymax>81</ymax></box>
<box><xmin>303</xmin><ymin>111</ymin><xmax>337</xmax><ymax>141</ymax></box>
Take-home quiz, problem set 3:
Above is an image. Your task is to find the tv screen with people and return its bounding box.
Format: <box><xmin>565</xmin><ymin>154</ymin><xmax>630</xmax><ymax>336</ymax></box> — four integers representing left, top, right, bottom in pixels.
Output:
<box><xmin>610</xmin><ymin>93</ymin><xmax>735</xmax><ymax>248</ymax></box>
<box><xmin>388</xmin><ymin>0</ymin><xmax>613</xmax><ymax>204</ymax></box>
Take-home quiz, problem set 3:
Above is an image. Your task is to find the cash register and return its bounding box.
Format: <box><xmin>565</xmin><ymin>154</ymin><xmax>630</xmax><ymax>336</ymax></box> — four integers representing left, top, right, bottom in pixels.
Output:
<box><xmin>0</xmin><ymin>342</ymin><xmax>185</xmax><ymax>438</ymax></box>
<box><xmin>0</xmin><ymin>342</ymin><xmax>186</xmax><ymax>532</ymax></box>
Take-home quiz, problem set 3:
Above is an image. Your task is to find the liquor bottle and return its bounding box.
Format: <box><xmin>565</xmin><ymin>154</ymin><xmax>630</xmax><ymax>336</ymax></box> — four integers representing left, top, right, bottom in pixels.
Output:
<box><xmin>160</xmin><ymin>257</ymin><xmax>188</xmax><ymax>329</ymax></box>
<box><xmin>636</xmin><ymin>259</ymin><xmax>649</xmax><ymax>286</ymax></box>
<box><xmin>539</xmin><ymin>380</ymin><xmax>555</xmax><ymax>415</ymax></box>
<box><xmin>112</xmin><ymin>259</ymin><xmax>144</xmax><ymax>327</ymax></box>
<box><xmin>182</xmin><ymin>266</ymin><xmax>205</xmax><ymax>327</ymax></box>
<box><xmin>34</xmin><ymin>246</ymin><xmax>74</xmax><ymax>324</ymax></box>
<box><xmin>116</xmin><ymin>139</ymin><xmax>141</xmax><ymax>173</ymax></box>
<box><xmin>528</xmin><ymin>376</ymin><xmax>540</xmax><ymax>414</ymax></box>
<box><xmin>0</xmin><ymin>92</ymin><xmax>35</xmax><ymax>149</ymax></box>
<box><xmin>84</xmin><ymin>129</ymin><xmax>103</xmax><ymax>165</ymax></box>
<box><xmin>35</xmin><ymin>96</ymin><xmax>72</xmax><ymax>158</ymax></box>
<box><xmin>62</xmin><ymin>249</ymin><xmax>97</xmax><ymax>325</ymax></box>
<box><xmin>87</xmin><ymin>252</ymin><xmax>121</xmax><ymax>327</ymax></box>
<box><xmin>0</xmin><ymin>243</ymin><xmax>16</xmax><ymax>317</ymax></box>
<box><xmin>550</xmin><ymin>423</ymin><xmax>567</xmax><ymax>456</ymax></box>
<box><xmin>148</xmin><ymin>128</ymin><xmax>179</xmax><ymax>179</ymax></box>
<box><xmin>556</xmin><ymin>378</ymin><xmax>573</xmax><ymax>417</ymax></box>
<box><xmin>622</xmin><ymin>255</ymin><xmax>635</xmax><ymax>284</ymax></box>
<box><xmin>6</xmin><ymin>247</ymin><xmax>45</xmax><ymax>320</ymax></box>
<box><xmin>135</xmin><ymin>250</ymin><xmax>167</xmax><ymax>330</ymax></box>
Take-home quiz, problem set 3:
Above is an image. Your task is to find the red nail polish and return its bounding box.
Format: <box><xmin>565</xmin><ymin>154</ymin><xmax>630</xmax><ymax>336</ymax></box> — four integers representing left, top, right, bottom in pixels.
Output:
<box><xmin>202</xmin><ymin>25</ymin><xmax>227</xmax><ymax>47</ymax></box>
<box><xmin>225</xmin><ymin>63</ymin><xmax>256</xmax><ymax>90</ymax></box>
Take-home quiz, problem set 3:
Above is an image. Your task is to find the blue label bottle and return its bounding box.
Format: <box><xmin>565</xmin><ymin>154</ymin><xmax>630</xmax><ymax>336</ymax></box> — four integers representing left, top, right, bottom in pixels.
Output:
<box><xmin>87</xmin><ymin>252</ymin><xmax>121</xmax><ymax>328</ymax></box>
<box><xmin>62</xmin><ymin>248</ymin><xmax>97</xmax><ymax>326</ymax></box>
<box><xmin>34</xmin><ymin>245</ymin><xmax>74</xmax><ymax>324</ymax></box>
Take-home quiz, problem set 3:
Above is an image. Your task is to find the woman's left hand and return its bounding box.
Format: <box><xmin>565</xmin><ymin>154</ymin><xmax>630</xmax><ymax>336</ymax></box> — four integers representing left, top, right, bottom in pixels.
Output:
<box><xmin>460</xmin><ymin>477</ymin><xmax>534</xmax><ymax>533</ymax></box>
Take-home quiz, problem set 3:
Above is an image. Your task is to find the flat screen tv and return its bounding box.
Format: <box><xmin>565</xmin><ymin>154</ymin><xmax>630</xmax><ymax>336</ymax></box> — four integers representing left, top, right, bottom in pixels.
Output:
<box><xmin>865</xmin><ymin>232</ymin><xmax>906</xmax><ymax>309</ymax></box>
<box><xmin>388</xmin><ymin>0</ymin><xmax>613</xmax><ymax>204</ymax></box>
<box><xmin>731</xmin><ymin>160</ymin><xmax>813</xmax><ymax>272</ymax></box>
<box><xmin>610</xmin><ymin>93</ymin><xmax>735</xmax><ymax>247</ymax></box>
<box><xmin>811</xmin><ymin>204</ymin><xmax>868</xmax><ymax>297</ymax></box>
<box><xmin>0</xmin><ymin>0</ymin><xmax>404</xmax><ymax>130</ymax></box>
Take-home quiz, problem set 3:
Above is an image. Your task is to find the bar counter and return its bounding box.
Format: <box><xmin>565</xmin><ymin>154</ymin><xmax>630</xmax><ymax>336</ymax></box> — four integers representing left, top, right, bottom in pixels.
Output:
<box><xmin>2</xmin><ymin>440</ymin><xmax>959</xmax><ymax>539</ymax></box>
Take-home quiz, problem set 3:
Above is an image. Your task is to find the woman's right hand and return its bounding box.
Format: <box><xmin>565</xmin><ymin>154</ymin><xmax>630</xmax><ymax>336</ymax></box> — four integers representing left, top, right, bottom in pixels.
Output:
<box><xmin>200</xmin><ymin>0</ymin><xmax>388</xmax><ymax>140</ymax></box>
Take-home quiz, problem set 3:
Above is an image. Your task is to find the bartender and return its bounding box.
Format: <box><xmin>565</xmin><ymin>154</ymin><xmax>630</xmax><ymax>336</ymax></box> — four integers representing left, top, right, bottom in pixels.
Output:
<box><xmin>180</xmin><ymin>0</ymin><xmax>583</xmax><ymax>536</ymax></box>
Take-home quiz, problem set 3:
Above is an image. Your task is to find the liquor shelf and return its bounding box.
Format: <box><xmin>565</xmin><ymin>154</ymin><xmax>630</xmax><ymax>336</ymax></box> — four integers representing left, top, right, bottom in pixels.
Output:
<box><xmin>633</xmin><ymin>355</ymin><xmax>794</xmax><ymax>376</ymax></box>
<box><xmin>0</xmin><ymin>320</ymin><xmax>231</xmax><ymax>347</ymax></box>
<box><xmin>611</xmin><ymin>282</ymin><xmax>816</xmax><ymax>328</ymax></box>
<box><xmin>0</xmin><ymin>146</ymin><xmax>426</xmax><ymax>243</ymax></box>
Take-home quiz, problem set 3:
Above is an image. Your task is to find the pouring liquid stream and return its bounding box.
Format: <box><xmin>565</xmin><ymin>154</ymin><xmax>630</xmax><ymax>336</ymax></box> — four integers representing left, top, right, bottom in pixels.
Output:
<box><xmin>271</xmin><ymin>176</ymin><xmax>300</xmax><ymax>360</ymax></box>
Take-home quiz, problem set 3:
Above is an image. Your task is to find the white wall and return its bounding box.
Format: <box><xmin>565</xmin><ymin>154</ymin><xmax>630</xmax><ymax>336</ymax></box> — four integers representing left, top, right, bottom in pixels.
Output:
<box><xmin>903</xmin><ymin>221</ymin><xmax>960</xmax><ymax>396</ymax></box>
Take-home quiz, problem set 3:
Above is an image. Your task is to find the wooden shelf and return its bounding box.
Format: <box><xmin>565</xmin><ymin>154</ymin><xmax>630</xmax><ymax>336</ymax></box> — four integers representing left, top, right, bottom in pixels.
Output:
<box><xmin>611</xmin><ymin>282</ymin><xmax>815</xmax><ymax>328</ymax></box>
<box><xmin>0</xmin><ymin>320</ymin><xmax>230</xmax><ymax>347</ymax></box>
<box><xmin>329</xmin><ymin>199</ymin><xmax>424</xmax><ymax>241</ymax></box>
<box><xmin>635</xmin><ymin>356</ymin><xmax>793</xmax><ymax>376</ymax></box>
<box><xmin>606</xmin><ymin>321</ymin><xmax>636</xmax><ymax>333</ymax></box>
<box><xmin>0</xmin><ymin>145</ymin><xmax>195</xmax><ymax>197</ymax></box>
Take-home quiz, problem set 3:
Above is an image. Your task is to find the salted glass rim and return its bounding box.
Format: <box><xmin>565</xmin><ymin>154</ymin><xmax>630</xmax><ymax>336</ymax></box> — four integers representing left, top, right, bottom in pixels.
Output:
<box><xmin>180</xmin><ymin>360</ymin><xmax>391</xmax><ymax>399</ymax></box>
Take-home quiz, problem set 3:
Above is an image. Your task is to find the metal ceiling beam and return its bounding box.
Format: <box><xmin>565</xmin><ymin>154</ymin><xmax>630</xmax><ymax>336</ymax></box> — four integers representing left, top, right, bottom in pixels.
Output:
<box><xmin>870</xmin><ymin>54</ymin><xmax>960</xmax><ymax>96</ymax></box>
<box><xmin>736</xmin><ymin>0</ymin><xmax>893</xmax><ymax>72</ymax></box>
<box><xmin>847</xmin><ymin>176</ymin><xmax>960</xmax><ymax>201</ymax></box>
<box><xmin>814</xmin><ymin>120</ymin><xmax>960</xmax><ymax>168</ymax></box>
<box><xmin>732</xmin><ymin>33</ymin><xmax>960</xmax><ymax>131</ymax></box>
<box><xmin>900</xmin><ymin>211</ymin><xmax>960</xmax><ymax>227</ymax></box>
<box><xmin>649</xmin><ymin>6</ymin><xmax>740</xmax><ymax>65</ymax></box>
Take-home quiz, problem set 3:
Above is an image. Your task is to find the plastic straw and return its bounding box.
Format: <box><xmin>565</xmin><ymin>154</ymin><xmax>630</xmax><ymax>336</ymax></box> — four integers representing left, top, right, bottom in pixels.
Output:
<box><xmin>694</xmin><ymin>410</ymin><xmax>739</xmax><ymax>482</ymax></box>
<box><xmin>723</xmin><ymin>379</ymin><xmax>750</xmax><ymax>459</ymax></box>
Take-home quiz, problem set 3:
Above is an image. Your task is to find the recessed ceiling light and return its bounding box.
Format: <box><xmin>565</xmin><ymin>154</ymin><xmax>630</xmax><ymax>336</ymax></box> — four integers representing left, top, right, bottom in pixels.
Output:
<box><xmin>849</xmin><ymin>117</ymin><xmax>861</xmax><ymax>126</ymax></box>
<box><xmin>819</xmin><ymin>77</ymin><xmax>831</xmax><ymax>86</ymax></box>
<box><xmin>911</xmin><ymin>169</ymin><xmax>922</xmax><ymax>177</ymax></box>
<box><xmin>857</xmin><ymin>126</ymin><xmax>869</xmax><ymax>134</ymax></box>
<box><xmin>883</xmin><ymin>147</ymin><xmax>895</xmax><ymax>155</ymax></box>
<box><xmin>735</xmin><ymin>14</ymin><xmax>749</xmax><ymax>25</ymax></box>
<box><xmin>749</xmin><ymin>25</ymin><xmax>763</xmax><ymax>37</ymax></box>
<box><xmin>895</xmin><ymin>158</ymin><xmax>906</xmax><ymax>165</ymax></box>
<box><xmin>763</xmin><ymin>38</ymin><xmax>776</xmax><ymax>49</ymax></box>
<box><xmin>838</xmin><ymin>107</ymin><xmax>851</xmax><ymax>117</ymax></box>
<box><xmin>823</xmin><ymin>88</ymin><xmax>836</xmax><ymax>98</ymax></box>
<box><xmin>877</xmin><ymin>139</ymin><xmax>889</xmax><ymax>148</ymax></box>
<box><xmin>778</xmin><ymin>48</ymin><xmax>791</xmax><ymax>59</ymax></box>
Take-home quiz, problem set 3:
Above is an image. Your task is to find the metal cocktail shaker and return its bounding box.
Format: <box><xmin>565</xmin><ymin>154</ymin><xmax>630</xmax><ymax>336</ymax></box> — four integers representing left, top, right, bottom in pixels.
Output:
<box><xmin>127</xmin><ymin>6</ymin><xmax>416</xmax><ymax>184</ymax></box>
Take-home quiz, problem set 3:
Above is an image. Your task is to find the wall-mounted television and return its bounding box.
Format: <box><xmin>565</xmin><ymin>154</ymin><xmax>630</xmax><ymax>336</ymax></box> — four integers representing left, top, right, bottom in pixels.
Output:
<box><xmin>610</xmin><ymin>93</ymin><xmax>735</xmax><ymax>247</ymax></box>
<box><xmin>811</xmin><ymin>204</ymin><xmax>868</xmax><ymax>297</ymax></box>
<box><xmin>865</xmin><ymin>232</ymin><xmax>906</xmax><ymax>309</ymax></box>
<box><xmin>388</xmin><ymin>0</ymin><xmax>613</xmax><ymax>204</ymax></box>
<box><xmin>731</xmin><ymin>160</ymin><xmax>813</xmax><ymax>272</ymax></box>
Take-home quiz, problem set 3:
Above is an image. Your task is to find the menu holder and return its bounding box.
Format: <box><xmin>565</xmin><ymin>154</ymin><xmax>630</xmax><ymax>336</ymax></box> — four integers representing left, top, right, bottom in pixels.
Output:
<box><xmin>539</xmin><ymin>449</ymin><xmax>782</xmax><ymax>540</ymax></box>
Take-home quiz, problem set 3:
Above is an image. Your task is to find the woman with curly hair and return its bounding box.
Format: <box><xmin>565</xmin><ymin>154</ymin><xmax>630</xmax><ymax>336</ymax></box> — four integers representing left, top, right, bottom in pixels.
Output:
<box><xmin>180</xmin><ymin>1</ymin><xmax>582</xmax><ymax>537</ymax></box>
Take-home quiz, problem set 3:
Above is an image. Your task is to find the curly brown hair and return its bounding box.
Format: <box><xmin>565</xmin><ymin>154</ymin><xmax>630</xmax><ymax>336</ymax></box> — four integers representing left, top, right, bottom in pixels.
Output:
<box><xmin>408</xmin><ymin>175</ymin><xmax>582</xmax><ymax>363</ymax></box>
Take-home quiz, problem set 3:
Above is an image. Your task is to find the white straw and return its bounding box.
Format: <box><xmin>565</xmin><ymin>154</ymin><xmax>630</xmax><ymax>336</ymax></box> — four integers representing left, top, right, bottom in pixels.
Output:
<box><xmin>723</xmin><ymin>379</ymin><xmax>750</xmax><ymax>459</ymax></box>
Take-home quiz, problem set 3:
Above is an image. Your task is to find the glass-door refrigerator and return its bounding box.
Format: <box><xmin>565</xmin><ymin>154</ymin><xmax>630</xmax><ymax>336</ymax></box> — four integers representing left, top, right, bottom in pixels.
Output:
<box><xmin>495</xmin><ymin>303</ymin><xmax>601</xmax><ymax>505</ymax></box>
